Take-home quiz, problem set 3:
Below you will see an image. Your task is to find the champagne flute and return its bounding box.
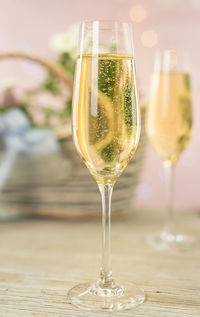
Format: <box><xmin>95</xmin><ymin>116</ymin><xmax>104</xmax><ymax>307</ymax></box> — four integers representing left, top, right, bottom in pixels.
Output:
<box><xmin>68</xmin><ymin>21</ymin><xmax>145</xmax><ymax>312</ymax></box>
<box><xmin>146</xmin><ymin>50</ymin><xmax>194</xmax><ymax>249</ymax></box>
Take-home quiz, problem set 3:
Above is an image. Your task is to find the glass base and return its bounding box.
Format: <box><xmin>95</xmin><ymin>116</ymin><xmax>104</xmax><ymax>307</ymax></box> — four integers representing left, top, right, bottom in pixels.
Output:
<box><xmin>146</xmin><ymin>231</ymin><xmax>196</xmax><ymax>250</ymax></box>
<box><xmin>68</xmin><ymin>280</ymin><xmax>145</xmax><ymax>312</ymax></box>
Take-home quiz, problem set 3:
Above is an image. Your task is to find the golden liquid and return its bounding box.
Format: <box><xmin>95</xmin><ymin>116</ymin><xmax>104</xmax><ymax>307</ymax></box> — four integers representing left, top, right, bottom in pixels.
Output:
<box><xmin>73</xmin><ymin>54</ymin><xmax>140</xmax><ymax>184</ymax></box>
<box><xmin>146</xmin><ymin>72</ymin><xmax>192</xmax><ymax>165</ymax></box>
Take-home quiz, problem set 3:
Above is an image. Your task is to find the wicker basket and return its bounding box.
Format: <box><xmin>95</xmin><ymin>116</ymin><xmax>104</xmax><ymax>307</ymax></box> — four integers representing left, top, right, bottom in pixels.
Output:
<box><xmin>0</xmin><ymin>52</ymin><xmax>146</xmax><ymax>218</ymax></box>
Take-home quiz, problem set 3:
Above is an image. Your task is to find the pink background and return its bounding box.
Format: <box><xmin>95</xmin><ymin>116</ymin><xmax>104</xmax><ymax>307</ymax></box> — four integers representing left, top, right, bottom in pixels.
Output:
<box><xmin>0</xmin><ymin>0</ymin><xmax>200</xmax><ymax>211</ymax></box>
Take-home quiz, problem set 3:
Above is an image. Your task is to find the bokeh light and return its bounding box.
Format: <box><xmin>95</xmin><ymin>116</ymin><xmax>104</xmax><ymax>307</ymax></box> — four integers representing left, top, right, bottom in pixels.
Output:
<box><xmin>141</xmin><ymin>30</ymin><xmax>158</xmax><ymax>48</ymax></box>
<box><xmin>129</xmin><ymin>5</ymin><xmax>147</xmax><ymax>23</ymax></box>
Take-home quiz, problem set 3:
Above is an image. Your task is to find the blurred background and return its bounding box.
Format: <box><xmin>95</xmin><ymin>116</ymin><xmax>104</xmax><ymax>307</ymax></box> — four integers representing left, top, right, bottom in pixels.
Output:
<box><xmin>0</xmin><ymin>0</ymin><xmax>199</xmax><ymax>215</ymax></box>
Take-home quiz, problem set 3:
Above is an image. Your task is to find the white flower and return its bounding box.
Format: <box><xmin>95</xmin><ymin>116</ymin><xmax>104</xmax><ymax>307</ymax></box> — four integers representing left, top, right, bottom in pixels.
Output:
<box><xmin>30</xmin><ymin>91</ymin><xmax>66</xmax><ymax>111</ymax></box>
<box><xmin>31</xmin><ymin>109</ymin><xmax>46</xmax><ymax>125</ymax></box>
<box><xmin>11</xmin><ymin>86</ymin><xmax>27</xmax><ymax>104</ymax></box>
<box><xmin>48</xmin><ymin>115</ymin><xmax>61</xmax><ymax>126</ymax></box>
<box><xmin>50</xmin><ymin>23</ymin><xmax>80</xmax><ymax>57</ymax></box>
<box><xmin>0</xmin><ymin>83</ymin><xmax>28</xmax><ymax>106</ymax></box>
<box><xmin>50</xmin><ymin>23</ymin><xmax>109</xmax><ymax>57</ymax></box>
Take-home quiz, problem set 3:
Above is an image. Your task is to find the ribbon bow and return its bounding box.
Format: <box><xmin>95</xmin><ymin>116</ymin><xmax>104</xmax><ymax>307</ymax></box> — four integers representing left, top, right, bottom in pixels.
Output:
<box><xmin>0</xmin><ymin>108</ymin><xmax>59</xmax><ymax>190</ymax></box>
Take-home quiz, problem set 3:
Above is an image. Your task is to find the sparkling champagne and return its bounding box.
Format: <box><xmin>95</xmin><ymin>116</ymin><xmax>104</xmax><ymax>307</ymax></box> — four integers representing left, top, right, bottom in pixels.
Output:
<box><xmin>146</xmin><ymin>72</ymin><xmax>192</xmax><ymax>164</ymax></box>
<box><xmin>73</xmin><ymin>54</ymin><xmax>140</xmax><ymax>184</ymax></box>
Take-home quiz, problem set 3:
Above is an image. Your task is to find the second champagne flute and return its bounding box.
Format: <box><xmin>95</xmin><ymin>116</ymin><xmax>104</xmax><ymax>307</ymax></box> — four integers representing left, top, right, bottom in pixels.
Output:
<box><xmin>146</xmin><ymin>50</ymin><xmax>194</xmax><ymax>249</ymax></box>
<box><xmin>68</xmin><ymin>20</ymin><xmax>145</xmax><ymax>311</ymax></box>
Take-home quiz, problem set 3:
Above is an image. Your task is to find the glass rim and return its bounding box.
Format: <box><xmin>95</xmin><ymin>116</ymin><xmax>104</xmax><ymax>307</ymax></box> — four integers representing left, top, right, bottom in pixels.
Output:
<box><xmin>79</xmin><ymin>20</ymin><xmax>133</xmax><ymax>28</ymax></box>
<box><xmin>153</xmin><ymin>49</ymin><xmax>190</xmax><ymax>72</ymax></box>
<box><xmin>154</xmin><ymin>49</ymin><xmax>190</xmax><ymax>56</ymax></box>
<box><xmin>77</xmin><ymin>20</ymin><xmax>135</xmax><ymax>57</ymax></box>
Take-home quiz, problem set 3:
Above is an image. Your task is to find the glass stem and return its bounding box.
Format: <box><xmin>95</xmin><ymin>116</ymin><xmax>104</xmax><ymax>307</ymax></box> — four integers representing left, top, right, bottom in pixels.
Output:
<box><xmin>98</xmin><ymin>183</ymin><xmax>114</xmax><ymax>287</ymax></box>
<box><xmin>163</xmin><ymin>162</ymin><xmax>174</xmax><ymax>234</ymax></box>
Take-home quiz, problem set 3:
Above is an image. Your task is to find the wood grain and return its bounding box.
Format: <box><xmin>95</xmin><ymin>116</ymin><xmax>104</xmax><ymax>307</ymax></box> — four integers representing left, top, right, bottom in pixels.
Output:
<box><xmin>0</xmin><ymin>208</ymin><xmax>199</xmax><ymax>316</ymax></box>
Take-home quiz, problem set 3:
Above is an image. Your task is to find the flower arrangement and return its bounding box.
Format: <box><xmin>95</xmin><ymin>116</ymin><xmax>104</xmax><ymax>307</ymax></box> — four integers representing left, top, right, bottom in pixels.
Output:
<box><xmin>0</xmin><ymin>24</ymin><xmax>79</xmax><ymax>137</ymax></box>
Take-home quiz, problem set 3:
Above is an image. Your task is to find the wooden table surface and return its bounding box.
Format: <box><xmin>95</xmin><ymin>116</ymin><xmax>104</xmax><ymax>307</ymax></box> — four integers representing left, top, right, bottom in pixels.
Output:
<box><xmin>0</xmin><ymin>208</ymin><xmax>199</xmax><ymax>317</ymax></box>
